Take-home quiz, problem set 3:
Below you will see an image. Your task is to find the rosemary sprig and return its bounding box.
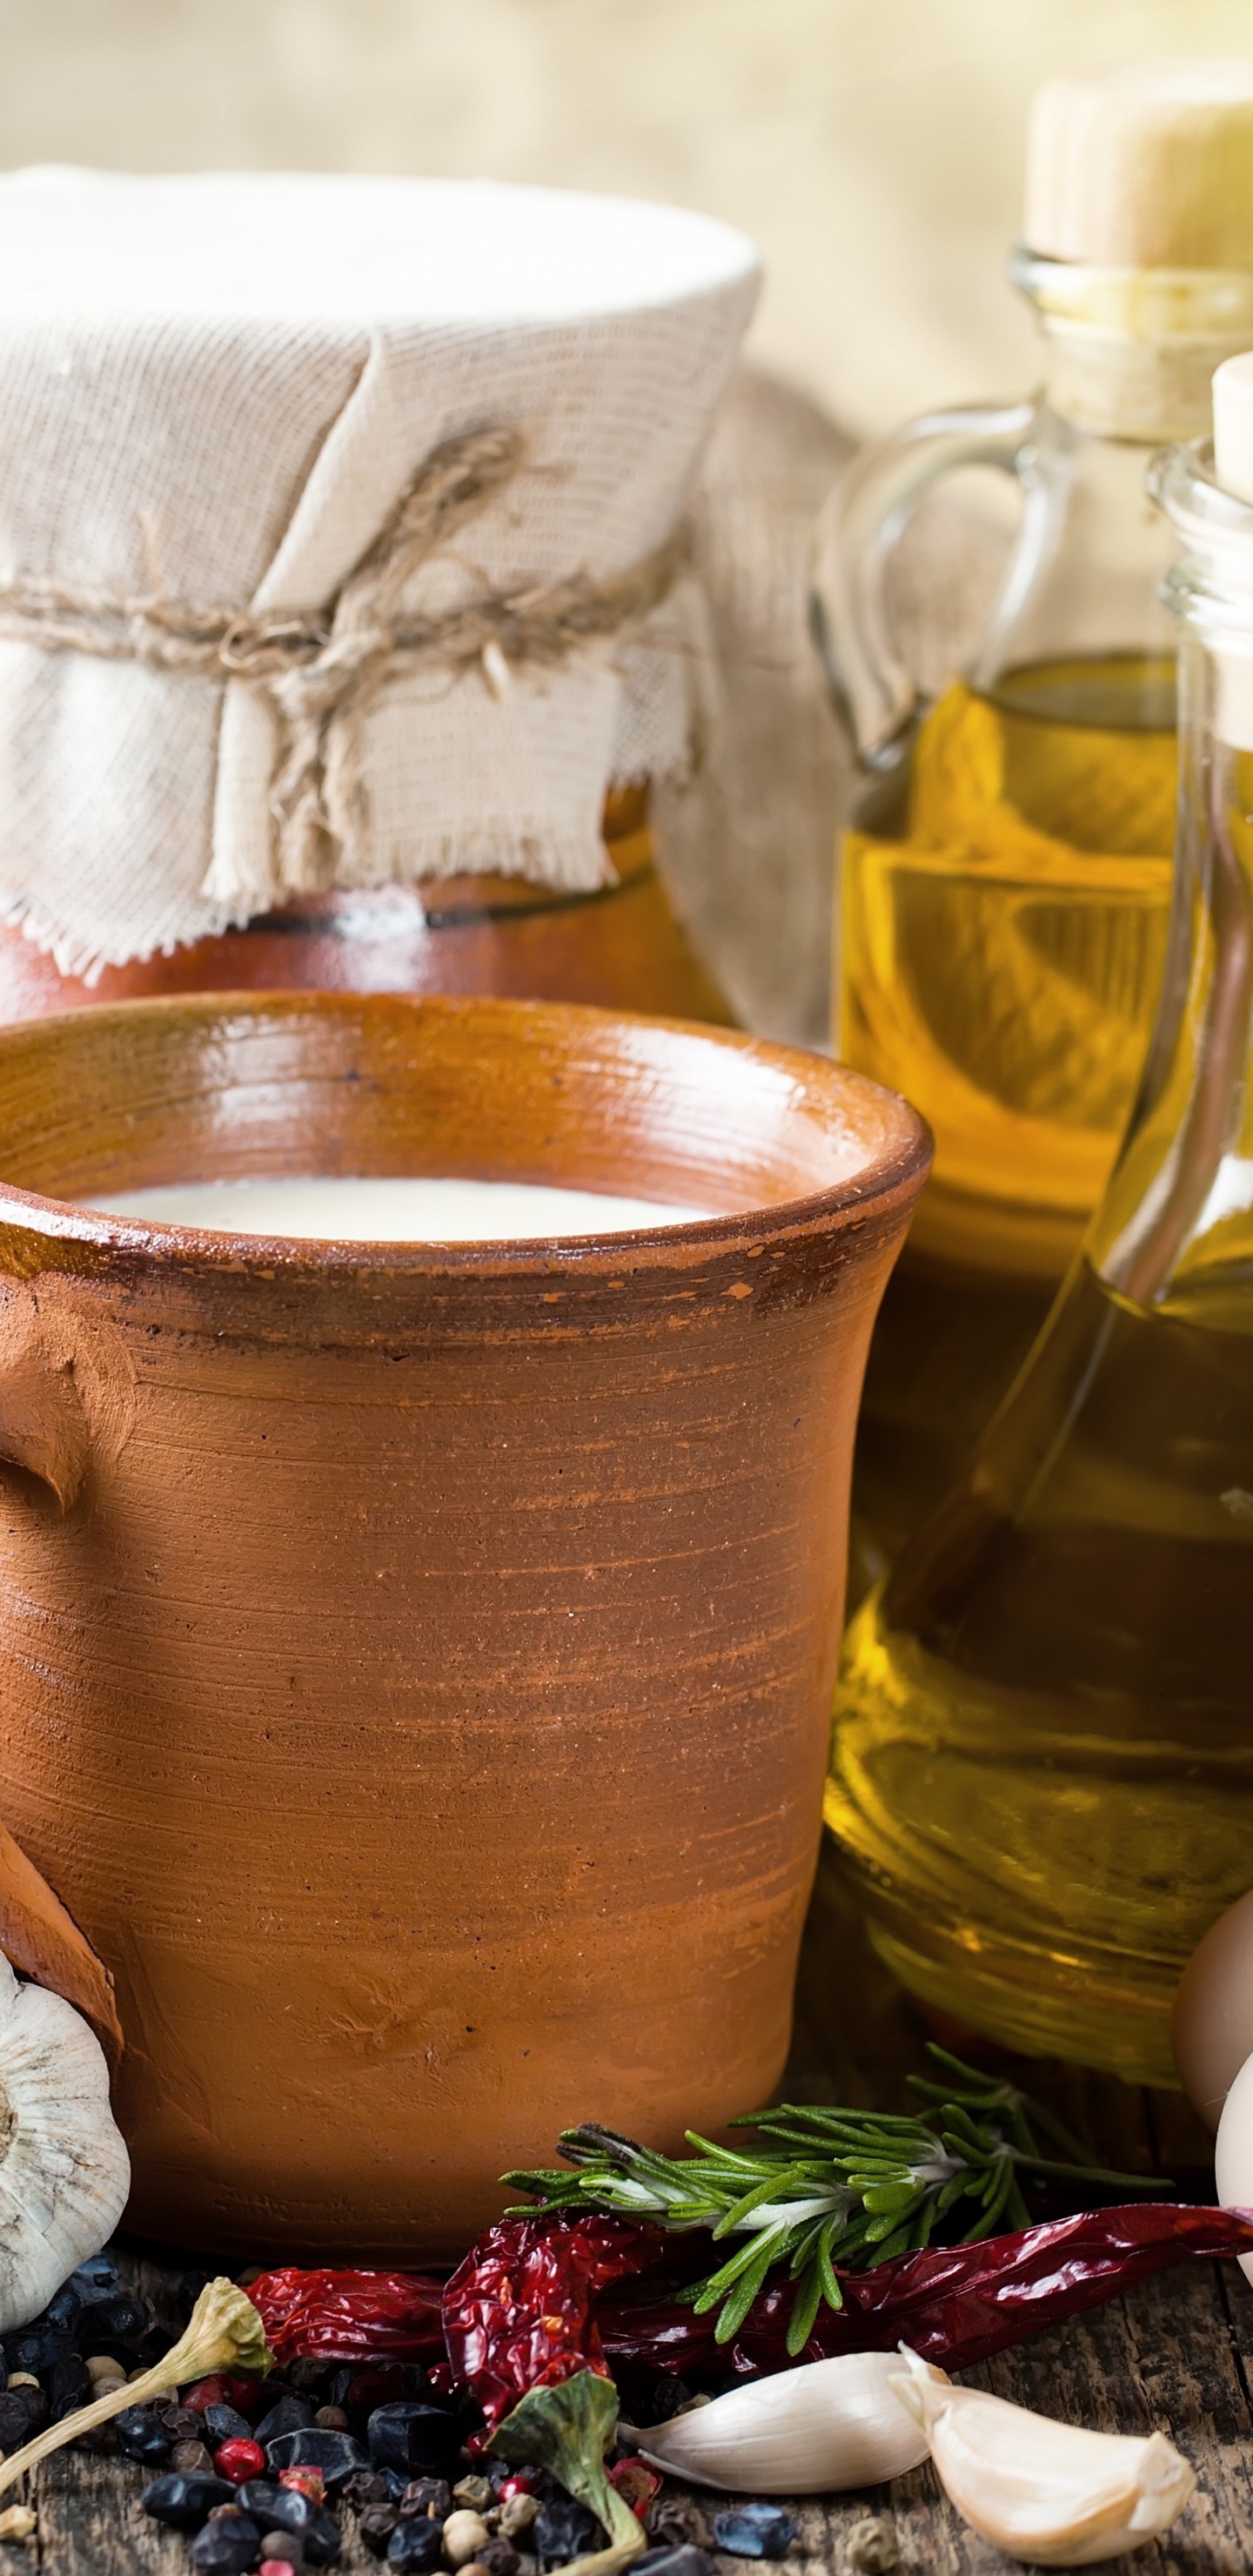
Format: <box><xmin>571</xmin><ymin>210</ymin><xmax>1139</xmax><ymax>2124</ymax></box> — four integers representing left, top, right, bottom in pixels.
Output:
<box><xmin>502</xmin><ymin>2045</ymin><xmax>1164</xmax><ymax>2358</ymax></box>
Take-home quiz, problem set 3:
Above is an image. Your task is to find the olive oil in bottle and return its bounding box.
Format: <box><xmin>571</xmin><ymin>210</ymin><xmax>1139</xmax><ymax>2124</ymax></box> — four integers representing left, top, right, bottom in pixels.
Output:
<box><xmin>831</xmin><ymin>1254</ymin><xmax>1253</xmax><ymax>2083</ymax></box>
<box><xmin>811</xmin><ymin>59</ymin><xmax>1253</xmax><ymax>1595</ymax></box>
<box><xmin>843</xmin><ymin>655</ymin><xmax>1176</xmax><ymax>1587</ymax></box>
<box><xmin>828</xmin><ymin>372</ymin><xmax>1253</xmax><ymax>2083</ymax></box>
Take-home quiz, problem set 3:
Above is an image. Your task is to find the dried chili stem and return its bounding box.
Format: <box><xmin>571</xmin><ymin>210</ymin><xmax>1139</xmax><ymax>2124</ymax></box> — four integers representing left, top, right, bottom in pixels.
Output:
<box><xmin>0</xmin><ymin>2278</ymin><xmax>271</xmax><ymax>2497</ymax></box>
<box><xmin>488</xmin><ymin>2367</ymin><xmax>646</xmax><ymax>2576</ymax></box>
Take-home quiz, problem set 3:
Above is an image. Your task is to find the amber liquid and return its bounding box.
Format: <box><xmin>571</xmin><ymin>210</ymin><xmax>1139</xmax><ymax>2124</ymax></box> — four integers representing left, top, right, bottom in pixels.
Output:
<box><xmin>830</xmin><ymin>1252</ymin><xmax>1253</xmax><ymax>2083</ymax></box>
<box><xmin>841</xmin><ymin>656</ymin><xmax>1178</xmax><ymax>1595</ymax></box>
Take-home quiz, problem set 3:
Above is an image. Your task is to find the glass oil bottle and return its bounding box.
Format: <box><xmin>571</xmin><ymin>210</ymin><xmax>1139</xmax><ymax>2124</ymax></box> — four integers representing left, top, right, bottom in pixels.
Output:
<box><xmin>828</xmin><ymin>358</ymin><xmax>1253</xmax><ymax>2084</ymax></box>
<box><xmin>810</xmin><ymin>63</ymin><xmax>1253</xmax><ymax>1599</ymax></box>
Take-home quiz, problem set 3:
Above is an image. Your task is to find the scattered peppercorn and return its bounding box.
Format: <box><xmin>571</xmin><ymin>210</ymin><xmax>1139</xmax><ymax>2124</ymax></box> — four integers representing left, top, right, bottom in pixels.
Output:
<box><xmin>205</xmin><ymin>2403</ymin><xmax>256</xmax><ymax>2446</ymax></box>
<box><xmin>399</xmin><ymin>2478</ymin><xmax>452</xmax><ymax>2522</ymax></box>
<box><xmin>367</xmin><ymin>2402</ymin><xmax>462</xmax><ymax>2479</ymax></box>
<box><xmin>452</xmin><ymin>2474</ymin><xmax>493</xmax><ymax>2512</ymax></box>
<box><xmin>609</xmin><ymin>2460</ymin><xmax>660</xmax><ymax>2521</ymax></box>
<box><xmin>171</xmin><ymin>2442</ymin><xmax>219</xmax><ymax>2478</ymax></box>
<box><xmin>497</xmin><ymin>2493</ymin><xmax>539</xmax><ymax>2542</ymax></box>
<box><xmin>847</xmin><ymin>2517</ymin><xmax>899</xmax><ymax>2574</ymax></box>
<box><xmin>216</xmin><ymin>2438</ymin><xmax>268</xmax><ymax>2485</ymax></box>
<box><xmin>279</xmin><ymin>2468</ymin><xmax>327</xmax><ymax>2506</ymax></box>
<box><xmin>143</xmin><ymin>2472</ymin><xmax>238</xmax><ymax>2530</ymax></box>
<box><xmin>385</xmin><ymin>2521</ymin><xmax>445</xmax><ymax>2572</ymax></box>
<box><xmin>712</xmin><ymin>2506</ymin><xmax>798</xmax><ymax>2562</ymax></box>
<box><xmin>359</xmin><ymin>2503</ymin><xmax>400</xmax><ymax>2556</ymax></box>
<box><xmin>189</xmin><ymin>2512</ymin><xmax>262</xmax><ymax>2573</ymax></box>
<box><xmin>475</xmin><ymin>2536</ymin><xmax>519</xmax><ymax>2576</ymax></box>
<box><xmin>646</xmin><ymin>2498</ymin><xmax>714</xmax><ymax>2556</ymax></box>
<box><xmin>268</xmin><ymin>2426</ymin><xmax>370</xmax><ymax>2492</ymax></box>
<box><xmin>534</xmin><ymin>2498</ymin><xmax>606</xmax><ymax>2570</ymax></box>
<box><xmin>257</xmin><ymin>2395</ymin><xmax>318</xmax><ymax>2445</ymax></box>
<box><xmin>114</xmin><ymin>2402</ymin><xmax>173</xmax><ymax>2465</ymax></box>
<box><xmin>443</xmin><ymin>2508</ymin><xmax>492</xmax><ymax>2567</ymax></box>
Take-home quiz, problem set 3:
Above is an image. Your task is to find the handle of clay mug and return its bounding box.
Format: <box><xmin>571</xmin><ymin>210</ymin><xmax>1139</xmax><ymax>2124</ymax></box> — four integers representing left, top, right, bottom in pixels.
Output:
<box><xmin>0</xmin><ymin>1283</ymin><xmax>122</xmax><ymax>2049</ymax></box>
<box><xmin>808</xmin><ymin>396</ymin><xmax>1037</xmax><ymax>768</ymax></box>
<box><xmin>0</xmin><ymin>1286</ymin><xmax>91</xmax><ymax>1509</ymax></box>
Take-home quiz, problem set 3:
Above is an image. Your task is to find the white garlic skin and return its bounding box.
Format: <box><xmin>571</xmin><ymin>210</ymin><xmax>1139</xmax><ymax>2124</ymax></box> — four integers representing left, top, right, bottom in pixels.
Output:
<box><xmin>890</xmin><ymin>2348</ymin><xmax>1195</xmax><ymax>2566</ymax></box>
<box><xmin>638</xmin><ymin>2351</ymin><xmax>936</xmax><ymax>2492</ymax></box>
<box><xmin>1214</xmin><ymin>2048</ymin><xmax>1253</xmax><ymax>2284</ymax></box>
<box><xmin>1171</xmin><ymin>1888</ymin><xmax>1253</xmax><ymax>2130</ymax></box>
<box><xmin>0</xmin><ymin>1951</ymin><xmax>130</xmax><ymax>2331</ymax></box>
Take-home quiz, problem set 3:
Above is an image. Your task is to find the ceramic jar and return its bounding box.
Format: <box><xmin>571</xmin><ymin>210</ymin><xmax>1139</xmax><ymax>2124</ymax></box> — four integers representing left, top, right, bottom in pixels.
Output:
<box><xmin>0</xmin><ymin>788</ymin><xmax>734</xmax><ymax>1028</ymax></box>
<box><xmin>0</xmin><ymin>993</ymin><xmax>927</xmax><ymax>2256</ymax></box>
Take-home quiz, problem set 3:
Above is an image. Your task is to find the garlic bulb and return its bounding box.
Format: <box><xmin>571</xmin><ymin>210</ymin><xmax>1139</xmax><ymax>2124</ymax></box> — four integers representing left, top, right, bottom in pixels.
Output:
<box><xmin>638</xmin><ymin>2351</ymin><xmax>937</xmax><ymax>2492</ymax></box>
<box><xmin>0</xmin><ymin>1948</ymin><xmax>129</xmax><ymax>2329</ymax></box>
<box><xmin>889</xmin><ymin>2346</ymin><xmax>1195</xmax><ymax>2566</ymax></box>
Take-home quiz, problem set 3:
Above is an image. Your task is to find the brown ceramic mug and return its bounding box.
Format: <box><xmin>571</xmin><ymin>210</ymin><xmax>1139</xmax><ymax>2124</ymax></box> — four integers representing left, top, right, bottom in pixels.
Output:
<box><xmin>0</xmin><ymin>993</ymin><xmax>928</xmax><ymax>2258</ymax></box>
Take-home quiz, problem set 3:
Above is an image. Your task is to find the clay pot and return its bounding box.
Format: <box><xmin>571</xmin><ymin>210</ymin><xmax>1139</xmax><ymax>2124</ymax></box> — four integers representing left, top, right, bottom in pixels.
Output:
<box><xmin>0</xmin><ymin>993</ymin><xmax>928</xmax><ymax>2257</ymax></box>
<box><xmin>0</xmin><ymin>789</ymin><xmax>734</xmax><ymax>1028</ymax></box>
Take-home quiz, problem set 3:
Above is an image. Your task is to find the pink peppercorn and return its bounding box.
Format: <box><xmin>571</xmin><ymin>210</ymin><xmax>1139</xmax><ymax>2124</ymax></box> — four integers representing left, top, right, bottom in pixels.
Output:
<box><xmin>279</xmin><ymin>2465</ymin><xmax>326</xmax><ymax>2505</ymax></box>
<box><xmin>498</xmin><ymin>2476</ymin><xmax>538</xmax><ymax>2500</ymax></box>
<box><xmin>609</xmin><ymin>2461</ymin><xmax>661</xmax><ymax>2521</ymax></box>
<box><xmin>214</xmin><ymin>2437</ymin><xmax>266</xmax><ymax>2485</ymax></box>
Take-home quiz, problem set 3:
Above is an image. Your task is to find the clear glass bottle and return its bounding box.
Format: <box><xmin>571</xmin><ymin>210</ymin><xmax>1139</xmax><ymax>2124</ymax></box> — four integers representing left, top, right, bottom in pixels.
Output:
<box><xmin>828</xmin><ymin>400</ymin><xmax>1253</xmax><ymax>2085</ymax></box>
<box><xmin>812</xmin><ymin>244</ymin><xmax>1253</xmax><ymax>1601</ymax></box>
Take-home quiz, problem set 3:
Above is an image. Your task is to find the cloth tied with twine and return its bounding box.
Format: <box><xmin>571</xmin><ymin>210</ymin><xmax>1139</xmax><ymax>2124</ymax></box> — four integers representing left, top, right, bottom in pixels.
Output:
<box><xmin>0</xmin><ymin>169</ymin><xmax>759</xmax><ymax>972</ymax></box>
<box><xmin>0</xmin><ymin>427</ymin><xmax>687</xmax><ymax>904</ymax></box>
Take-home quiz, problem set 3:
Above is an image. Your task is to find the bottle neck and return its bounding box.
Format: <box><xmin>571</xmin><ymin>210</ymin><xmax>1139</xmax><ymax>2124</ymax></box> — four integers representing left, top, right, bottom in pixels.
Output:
<box><xmin>1015</xmin><ymin>247</ymin><xmax>1253</xmax><ymax>441</ymax></box>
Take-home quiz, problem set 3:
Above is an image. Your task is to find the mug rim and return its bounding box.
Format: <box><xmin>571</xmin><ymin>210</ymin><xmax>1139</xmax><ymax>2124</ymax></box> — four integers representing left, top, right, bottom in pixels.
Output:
<box><xmin>0</xmin><ymin>989</ymin><xmax>933</xmax><ymax>1276</ymax></box>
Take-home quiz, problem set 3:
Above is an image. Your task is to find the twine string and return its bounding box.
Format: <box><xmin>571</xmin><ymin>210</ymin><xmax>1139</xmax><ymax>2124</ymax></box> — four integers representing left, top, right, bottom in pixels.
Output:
<box><xmin>0</xmin><ymin>426</ymin><xmax>688</xmax><ymax>893</ymax></box>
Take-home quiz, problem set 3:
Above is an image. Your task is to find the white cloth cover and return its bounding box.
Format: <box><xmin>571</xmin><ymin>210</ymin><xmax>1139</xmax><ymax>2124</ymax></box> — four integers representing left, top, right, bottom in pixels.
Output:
<box><xmin>0</xmin><ymin>169</ymin><xmax>759</xmax><ymax>973</ymax></box>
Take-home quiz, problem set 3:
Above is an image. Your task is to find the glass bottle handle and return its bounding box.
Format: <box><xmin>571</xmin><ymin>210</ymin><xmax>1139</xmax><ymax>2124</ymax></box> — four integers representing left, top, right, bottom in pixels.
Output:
<box><xmin>808</xmin><ymin>399</ymin><xmax>1037</xmax><ymax>765</ymax></box>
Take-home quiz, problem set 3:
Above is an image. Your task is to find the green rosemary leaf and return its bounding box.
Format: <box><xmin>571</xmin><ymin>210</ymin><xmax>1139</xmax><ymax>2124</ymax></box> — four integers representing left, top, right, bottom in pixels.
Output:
<box><xmin>860</xmin><ymin>2182</ymin><xmax>921</xmax><ymax>2214</ymax></box>
<box><xmin>1005</xmin><ymin>2150</ymin><xmax>1159</xmax><ymax>2190</ymax></box>
<box><xmin>709</xmin><ymin>2167</ymin><xmax>817</xmax><ymax>2242</ymax></box>
<box><xmin>816</xmin><ymin>2219</ymin><xmax>843</xmax><ymax>2311</ymax></box>
<box><xmin>689</xmin><ymin>2225</ymin><xmax>792</xmax><ymax>2315</ymax></box>
<box><xmin>785</xmin><ymin>2211</ymin><xmax>833</xmax><ymax>2280</ymax></box>
<box><xmin>714</xmin><ymin>2238</ymin><xmax>781</xmax><ymax>2345</ymax></box>
<box><xmin>1014</xmin><ymin>2095</ymin><xmax>1108</xmax><ymax>2168</ymax></box>
<box><xmin>863</xmin><ymin>2220</ymin><xmax>913</xmax><ymax>2263</ymax></box>
<box><xmin>500</xmin><ymin>2166</ymin><xmax>585</xmax><ymax>2196</ymax></box>
<box><xmin>784</xmin><ymin>2263</ymin><xmax>826</xmax><ymax>2357</ymax></box>
<box><xmin>682</xmin><ymin>2131</ymin><xmax>771</xmax><ymax>2175</ymax></box>
<box><xmin>935</xmin><ymin>2168</ymin><xmax>977</xmax><ymax>2218</ymax></box>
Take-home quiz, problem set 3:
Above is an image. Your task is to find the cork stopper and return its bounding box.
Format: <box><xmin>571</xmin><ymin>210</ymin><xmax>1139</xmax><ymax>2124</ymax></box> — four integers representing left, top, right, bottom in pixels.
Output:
<box><xmin>1025</xmin><ymin>60</ymin><xmax>1253</xmax><ymax>267</ymax></box>
<box><xmin>1214</xmin><ymin>351</ymin><xmax>1253</xmax><ymax>503</ymax></box>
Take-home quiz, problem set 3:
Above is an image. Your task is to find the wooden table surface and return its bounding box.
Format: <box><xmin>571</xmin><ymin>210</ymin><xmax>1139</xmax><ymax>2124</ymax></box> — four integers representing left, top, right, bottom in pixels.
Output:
<box><xmin>27</xmin><ymin>1843</ymin><xmax>1250</xmax><ymax>2576</ymax></box>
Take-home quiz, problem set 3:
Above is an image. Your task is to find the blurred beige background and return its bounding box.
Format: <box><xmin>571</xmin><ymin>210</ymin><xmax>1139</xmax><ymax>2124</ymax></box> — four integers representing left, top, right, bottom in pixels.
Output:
<box><xmin>5</xmin><ymin>0</ymin><xmax>1253</xmax><ymax>434</ymax></box>
<box><xmin>3</xmin><ymin>0</ymin><xmax>1250</xmax><ymax>1038</ymax></box>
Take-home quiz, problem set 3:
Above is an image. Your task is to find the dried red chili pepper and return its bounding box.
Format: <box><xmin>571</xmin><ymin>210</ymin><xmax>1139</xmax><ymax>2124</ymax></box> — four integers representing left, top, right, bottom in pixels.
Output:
<box><xmin>598</xmin><ymin>2203</ymin><xmax>1253</xmax><ymax>2383</ymax></box>
<box><xmin>250</xmin><ymin>2266</ymin><xmax>446</xmax><ymax>2366</ymax></box>
<box><xmin>255</xmin><ymin>2202</ymin><xmax>1253</xmax><ymax>2418</ymax></box>
<box><xmin>441</xmin><ymin>2211</ymin><xmax>664</xmax><ymax>2436</ymax></box>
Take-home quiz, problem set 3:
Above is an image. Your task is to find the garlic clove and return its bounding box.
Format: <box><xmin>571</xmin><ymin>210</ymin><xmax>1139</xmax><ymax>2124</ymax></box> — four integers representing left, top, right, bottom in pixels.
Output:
<box><xmin>0</xmin><ymin>1950</ymin><xmax>130</xmax><ymax>2331</ymax></box>
<box><xmin>889</xmin><ymin>2345</ymin><xmax>1195</xmax><ymax>2566</ymax></box>
<box><xmin>1213</xmin><ymin>2049</ymin><xmax>1253</xmax><ymax>2281</ymax></box>
<box><xmin>638</xmin><ymin>2351</ymin><xmax>939</xmax><ymax>2493</ymax></box>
